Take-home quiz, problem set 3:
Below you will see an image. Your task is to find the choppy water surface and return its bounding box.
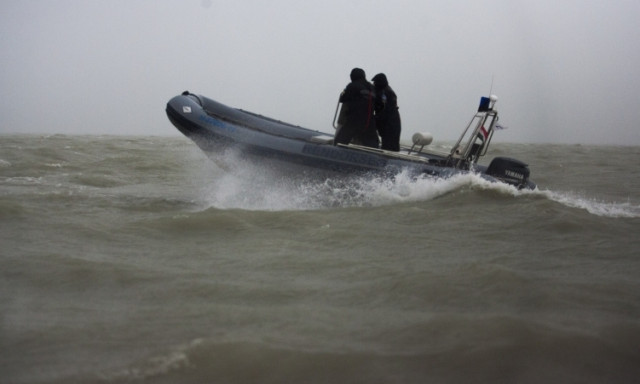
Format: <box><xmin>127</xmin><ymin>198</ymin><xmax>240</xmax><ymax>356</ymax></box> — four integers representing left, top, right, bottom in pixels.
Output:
<box><xmin>1</xmin><ymin>135</ymin><xmax>639</xmax><ymax>383</ymax></box>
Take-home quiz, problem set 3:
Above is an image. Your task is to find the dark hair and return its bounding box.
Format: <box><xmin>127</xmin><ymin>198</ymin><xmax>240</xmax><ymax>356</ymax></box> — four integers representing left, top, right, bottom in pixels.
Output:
<box><xmin>350</xmin><ymin>67</ymin><xmax>366</xmax><ymax>81</ymax></box>
<box><xmin>372</xmin><ymin>73</ymin><xmax>388</xmax><ymax>88</ymax></box>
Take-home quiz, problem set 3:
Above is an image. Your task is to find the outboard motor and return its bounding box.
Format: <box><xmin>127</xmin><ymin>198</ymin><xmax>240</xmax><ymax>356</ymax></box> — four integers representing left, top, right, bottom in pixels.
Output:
<box><xmin>486</xmin><ymin>157</ymin><xmax>533</xmax><ymax>189</ymax></box>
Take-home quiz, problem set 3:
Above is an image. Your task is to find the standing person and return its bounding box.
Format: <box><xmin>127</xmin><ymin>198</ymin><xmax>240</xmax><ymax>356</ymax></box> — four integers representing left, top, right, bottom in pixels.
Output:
<box><xmin>372</xmin><ymin>73</ymin><xmax>401</xmax><ymax>151</ymax></box>
<box><xmin>334</xmin><ymin>68</ymin><xmax>378</xmax><ymax>148</ymax></box>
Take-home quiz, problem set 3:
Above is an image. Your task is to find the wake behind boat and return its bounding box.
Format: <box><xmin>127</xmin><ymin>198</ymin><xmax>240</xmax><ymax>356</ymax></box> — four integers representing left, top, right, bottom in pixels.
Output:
<box><xmin>166</xmin><ymin>91</ymin><xmax>535</xmax><ymax>189</ymax></box>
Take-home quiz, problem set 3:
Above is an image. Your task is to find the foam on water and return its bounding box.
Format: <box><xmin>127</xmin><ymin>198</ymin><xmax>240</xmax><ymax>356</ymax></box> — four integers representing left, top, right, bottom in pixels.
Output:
<box><xmin>100</xmin><ymin>339</ymin><xmax>200</xmax><ymax>382</ymax></box>
<box><xmin>196</xmin><ymin>159</ymin><xmax>487</xmax><ymax>211</ymax></box>
<box><xmin>192</xmin><ymin>151</ymin><xmax>640</xmax><ymax>218</ymax></box>
<box><xmin>541</xmin><ymin>190</ymin><xmax>640</xmax><ymax>218</ymax></box>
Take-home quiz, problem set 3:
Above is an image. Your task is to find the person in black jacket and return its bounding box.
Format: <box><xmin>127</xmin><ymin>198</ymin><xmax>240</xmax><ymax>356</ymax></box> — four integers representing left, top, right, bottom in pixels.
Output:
<box><xmin>372</xmin><ymin>73</ymin><xmax>401</xmax><ymax>151</ymax></box>
<box><xmin>334</xmin><ymin>68</ymin><xmax>379</xmax><ymax>148</ymax></box>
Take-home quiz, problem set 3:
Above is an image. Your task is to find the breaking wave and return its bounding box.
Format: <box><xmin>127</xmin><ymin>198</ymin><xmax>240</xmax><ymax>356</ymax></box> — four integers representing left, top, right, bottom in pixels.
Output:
<box><xmin>191</xmin><ymin>151</ymin><xmax>640</xmax><ymax>218</ymax></box>
<box><xmin>541</xmin><ymin>190</ymin><xmax>640</xmax><ymax>218</ymax></box>
<box><xmin>195</xmin><ymin>157</ymin><xmax>506</xmax><ymax>211</ymax></box>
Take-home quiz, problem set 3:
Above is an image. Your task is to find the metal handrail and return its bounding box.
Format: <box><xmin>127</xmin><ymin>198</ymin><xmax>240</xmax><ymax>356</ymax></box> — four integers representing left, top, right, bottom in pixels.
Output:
<box><xmin>448</xmin><ymin>109</ymin><xmax>499</xmax><ymax>168</ymax></box>
<box><xmin>332</xmin><ymin>92</ymin><xmax>345</xmax><ymax>130</ymax></box>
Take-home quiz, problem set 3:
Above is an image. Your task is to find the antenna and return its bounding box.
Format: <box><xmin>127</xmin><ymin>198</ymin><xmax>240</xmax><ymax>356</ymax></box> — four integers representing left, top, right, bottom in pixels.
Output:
<box><xmin>488</xmin><ymin>75</ymin><xmax>495</xmax><ymax>96</ymax></box>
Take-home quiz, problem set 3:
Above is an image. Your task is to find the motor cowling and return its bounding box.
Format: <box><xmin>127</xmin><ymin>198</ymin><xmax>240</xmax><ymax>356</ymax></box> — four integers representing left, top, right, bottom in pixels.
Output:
<box><xmin>486</xmin><ymin>157</ymin><xmax>531</xmax><ymax>188</ymax></box>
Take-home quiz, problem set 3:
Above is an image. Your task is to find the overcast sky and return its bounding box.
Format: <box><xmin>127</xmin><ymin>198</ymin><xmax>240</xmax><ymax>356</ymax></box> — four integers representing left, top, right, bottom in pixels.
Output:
<box><xmin>1</xmin><ymin>0</ymin><xmax>639</xmax><ymax>145</ymax></box>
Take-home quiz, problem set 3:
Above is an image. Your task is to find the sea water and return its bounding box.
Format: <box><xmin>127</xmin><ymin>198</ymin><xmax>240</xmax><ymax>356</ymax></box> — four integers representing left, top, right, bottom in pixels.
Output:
<box><xmin>1</xmin><ymin>135</ymin><xmax>639</xmax><ymax>383</ymax></box>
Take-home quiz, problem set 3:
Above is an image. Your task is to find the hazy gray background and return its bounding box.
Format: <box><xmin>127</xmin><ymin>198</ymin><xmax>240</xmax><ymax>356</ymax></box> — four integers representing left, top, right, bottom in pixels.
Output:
<box><xmin>2</xmin><ymin>0</ymin><xmax>639</xmax><ymax>145</ymax></box>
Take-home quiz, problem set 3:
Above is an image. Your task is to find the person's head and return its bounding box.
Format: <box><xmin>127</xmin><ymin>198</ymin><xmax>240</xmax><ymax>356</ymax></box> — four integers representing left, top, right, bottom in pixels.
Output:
<box><xmin>372</xmin><ymin>73</ymin><xmax>388</xmax><ymax>88</ymax></box>
<box><xmin>350</xmin><ymin>67</ymin><xmax>366</xmax><ymax>82</ymax></box>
